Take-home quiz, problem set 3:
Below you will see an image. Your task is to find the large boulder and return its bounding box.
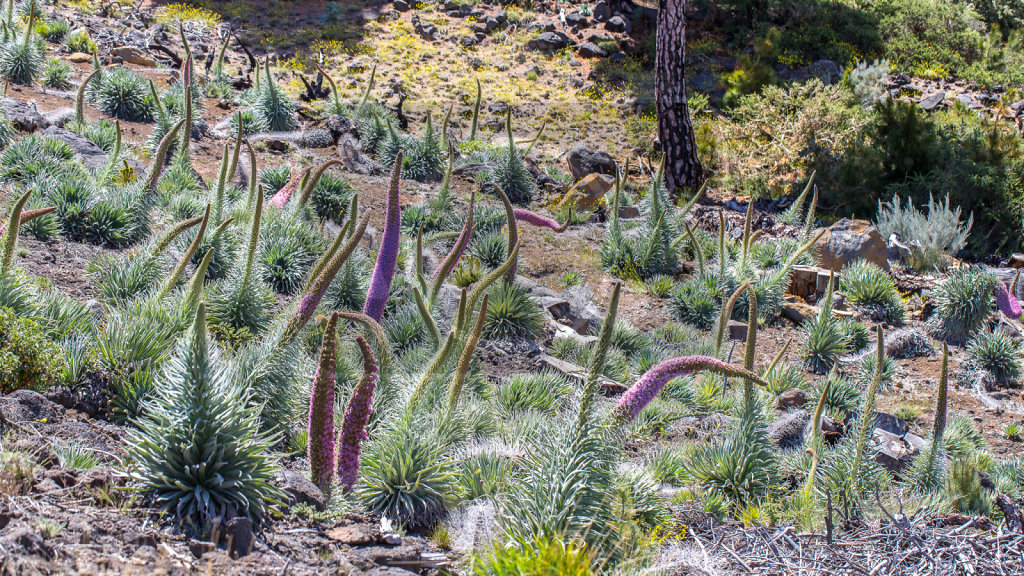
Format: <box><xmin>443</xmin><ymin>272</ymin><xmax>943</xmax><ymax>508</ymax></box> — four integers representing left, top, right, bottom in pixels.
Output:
<box><xmin>566</xmin><ymin>145</ymin><xmax>616</xmax><ymax>180</ymax></box>
<box><xmin>815</xmin><ymin>218</ymin><xmax>889</xmax><ymax>272</ymax></box>
<box><xmin>41</xmin><ymin>126</ymin><xmax>108</xmax><ymax>171</ymax></box>
<box><xmin>2</xmin><ymin>98</ymin><xmax>46</xmax><ymax>132</ymax></box>
<box><xmin>559</xmin><ymin>173</ymin><xmax>614</xmax><ymax>211</ymax></box>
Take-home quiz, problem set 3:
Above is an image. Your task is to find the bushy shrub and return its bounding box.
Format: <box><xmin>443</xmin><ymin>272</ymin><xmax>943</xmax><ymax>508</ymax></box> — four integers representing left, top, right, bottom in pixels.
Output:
<box><xmin>358</xmin><ymin>418</ymin><xmax>455</xmax><ymax>529</ymax></box>
<box><xmin>474</xmin><ymin>538</ymin><xmax>593</xmax><ymax>576</ymax></box>
<box><xmin>0</xmin><ymin>23</ymin><xmax>43</xmax><ymax>86</ymax></box>
<box><xmin>0</xmin><ymin>307</ymin><xmax>63</xmax><ymax>393</ymax></box>
<box><xmin>129</xmin><ymin>306</ymin><xmax>281</xmax><ymax>526</ymax></box>
<box><xmin>876</xmin><ymin>194</ymin><xmax>972</xmax><ymax>271</ymax></box>
<box><xmin>95</xmin><ymin>67</ymin><xmax>156</xmax><ymax>122</ymax></box>
<box><xmin>228</xmin><ymin>109</ymin><xmax>268</xmax><ymax>135</ymax></box>
<box><xmin>36</xmin><ymin>19</ymin><xmax>70</xmax><ymax>43</ymax></box>
<box><xmin>41</xmin><ymin>57</ymin><xmax>71</xmax><ymax>90</ymax></box>
<box><xmin>849</xmin><ymin>59</ymin><xmax>891</xmax><ymax>107</ymax></box>
<box><xmin>685</xmin><ymin>415</ymin><xmax>778</xmax><ymax>507</ymax></box>
<box><xmin>928</xmin><ymin>267</ymin><xmax>996</xmax><ymax>343</ymax></box>
<box><xmin>62</xmin><ymin>29</ymin><xmax>96</xmax><ymax>54</ymax></box>
<box><xmin>967</xmin><ymin>329</ymin><xmax>1022</xmax><ymax>384</ymax></box>
<box><xmin>309</xmin><ymin>172</ymin><xmax>352</xmax><ymax>225</ymax></box>
<box><xmin>254</xmin><ymin>73</ymin><xmax>298</xmax><ymax>132</ymax></box>
<box><xmin>484</xmin><ymin>280</ymin><xmax>544</xmax><ymax>340</ymax></box>
<box><xmin>839</xmin><ymin>260</ymin><xmax>905</xmax><ymax>323</ymax></box>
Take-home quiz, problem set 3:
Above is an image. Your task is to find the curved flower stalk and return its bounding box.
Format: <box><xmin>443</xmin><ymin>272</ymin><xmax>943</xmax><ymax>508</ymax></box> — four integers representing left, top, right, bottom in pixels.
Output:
<box><xmin>513</xmin><ymin>208</ymin><xmax>570</xmax><ymax>232</ymax></box>
<box><xmin>212</xmin><ymin>143</ymin><xmax>230</xmax><ymax>221</ymax></box>
<box><xmin>228</xmin><ymin>121</ymin><xmax>243</xmax><ymax>187</ymax></box>
<box><xmin>447</xmin><ymin>294</ymin><xmax>489</xmax><ymax>416</ymax></box>
<box><xmin>806</xmin><ymin>377</ymin><xmax>831</xmax><ymax>449</ymax></box>
<box><xmin>268</xmin><ymin>167</ymin><xmax>310</xmax><ymax>210</ymax></box>
<box><xmin>74</xmin><ymin>69</ymin><xmax>100</xmax><ymax>126</ymax></box>
<box><xmin>180</xmin><ymin>247</ymin><xmax>215</xmax><ymax>315</ymax></box>
<box><xmin>304</xmin><ymin>207</ymin><xmax>357</xmax><ymax>293</ymax></box>
<box><xmin>144</xmin><ymin>119</ymin><xmax>186</xmax><ymax>192</ymax></box>
<box><xmin>462</xmin><ymin>239</ymin><xmax>521</xmax><ymax>336</ymax></box>
<box><xmin>577</xmin><ymin>282</ymin><xmax>621</xmax><ymax>429</ymax></box>
<box><xmin>429</xmin><ymin>193</ymin><xmax>475</xmax><ymax>302</ymax></box>
<box><xmin>493</xmin><ymin>185</ymin><xmax>519</xmax><ymax>282</ymax></box>
<box><xmin>995</xmin><ymin>281</ymin><xmax>1022</xmax><ymax>319</ymax></box>
<box><xmin>0</xmin><ymin>200</ymin><xmax>56</xmax><ymax>239</ymax></box>
<box><xmin>281</xmin><ymin>212</ymin><xmax>371</xmax><ymax>344</ymax></box>
<box><xmin>714</xmin><ymin>281</ymin><xmax>755</xmax><ymax>354</ymax></box>
<box><xmin>362</xmin><ymin>153</ymin><xmax>403</xmax><ymax>322</ymax></box>
<box><xmin>335</xmin><ymin>311</ymin><xmax>392</xmax><ymax>369</ymax></box>
<box><xmin>296</xmin><ymin>160</ymin><xmax>343</xmax><ymax>209</ymax></box>
<box><xmin>177</xmin><ymin>56</ymin><xmax>194</xmax><ymax>163</ymax></box>
<box><xmin>413</xmin><ymin>286</ymin><xmax>441</xmax><ymax>346</ymax></box>
<box><xmin>741</xmin><ymin>284</ymin><xmax>759</xmax><ymax>412</ymax></box>
<box><xmin>245</xmin><ymin>141</ymin><xmax>259</xmax><ymax>210</ymax></box>
<box><xmin>309</xmin><ymin>312</ymin><xmax>340</xmax><ymax>496</ymax></box>
<box><xmin>336</xmin><ymin>335</ymin><xmax>379</xmax><ymax>492</ymax></box>
<box><xmin>0</xmin><ymin>190</ymin><xmax>31</xmax><ymax>277</ymax></box>
<box><xmin>683</xmin><ymin>224</ymin><xmax>705</xmax><ymax>274</ymax></box>
<box><xmin>612</xmin><ymin>356</ymin><xmax>768</xmax><ymax>423</ymax></box>
<box><xmin>469</xmin><ymin>78</ymin><xmax>482</xmax><ymax>141</ymax></box>
<box><xmin>356</xmin><ymin>64</ymin><xmax>377</xmax><ymax>112</ymax></box>
<box><xmin>157</xmin><ymin>205</ymin><xmax>210</xmax><ymax>300</ymax></box>
<box><xmin>242</xmin><ymin>185</ymin><xmax>264</xmax><ymax>286</ymax></box>
<box><xmin>933</xmin><ymin>342</ymin><xmax>949</xmax><ymax>442</ymax></box>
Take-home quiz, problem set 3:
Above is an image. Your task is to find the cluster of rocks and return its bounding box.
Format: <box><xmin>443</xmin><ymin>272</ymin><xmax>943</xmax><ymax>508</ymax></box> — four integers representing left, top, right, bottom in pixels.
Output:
<box><xmin>409</xmin><ymin>2</ymin><xmax>508</xmax><ymax>47</ymax></box>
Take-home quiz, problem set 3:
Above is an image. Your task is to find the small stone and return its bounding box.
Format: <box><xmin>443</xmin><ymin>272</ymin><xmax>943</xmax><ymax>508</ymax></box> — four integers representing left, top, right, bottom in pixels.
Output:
<box><xmin>777</xmin><ymin>388</ymin><xmax>807</xmax><ymax>411</ymax></box>
<box><xmin>593</xmin><ymin>1</ymin><xmax>611</xmax><ymax>22</ymax></box>
<box><xmin>225</xmin><ymin>517</ymin><xmax>253</xmax><ymax>558</ymax></box>
<box><xmin>782</xmin><ymin>301</ymin><xmax>818</xmax><ymax>324</ymax></box>
<box><xmin>578</xmin><ymin>42</ymin><xmax>607</xmax><ymax>58</ymax></box>
<box><xmin>189</xmin><ymin>539</ymin><xmax>216</xmax><ymax>559</ymax></box>
<box><xmin>604</xmin><ymin>15</ymin><xmax>629</xmax><ymax>33</ymax></box>
<box><xmin>919</xmin><ymin>92</ymin><xmax>945</xmax><ymax>111</ymax></box>
<box><xmin>110</xmin><ymin>46</ymin><xmax>157</xmax><ymax>67</ymax></box>
<box><xmin>393</xmin><ymin>0</ymin><xmax>410</xmax><ymax>11</ymax></box>
<box><xmin>327</xmin><ymin>523</ymin><xmax>377</xmax><ymax>546</ymax></box>
<box><xmin>69</xmin><ymin>52</ymin><xmax>91</xmax><ymax>63</ymax></box>
<box><xmin>274</xmin><ymin>470</ymin><xmax>325</xmax><ymax>510</ymax></box>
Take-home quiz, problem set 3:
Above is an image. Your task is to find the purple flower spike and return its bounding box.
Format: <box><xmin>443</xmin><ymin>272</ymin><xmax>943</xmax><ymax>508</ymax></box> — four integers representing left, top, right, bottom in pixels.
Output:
<box><xmin>362</xmin><ymin>153</ymin><xmax>403</xmax><ymax>322</ymax></box>
<box><xmin>513</xmin><ymin>208</ymin><xmax>570</xmax><ymax>232</ymax></box>
<box><xmin>433</xmin><ymin>194</ymin><xmax>475</xmax><ymax>281</ymax></box>
<box><xmin>308</xmin><ymin>312</ymin><xmax>340</xmax><ymax>497</ymax></box>
<box><xmin>996</xmin><ymin>281</ymin><xmax>1022</xmax><ymax>319</ymax></box>
<box><xmin>612</xmin><ymin>356</ymin><xmax>767</xmax><ymax>423</ymax></box>
<box><xmin>269</xmin><ymin>168</ymin><xmax>310</xmax><ymax>209</ymax></box>
<box><xmin>336</xmin><ymin>336</ymin><xmax>379</xmax><ymax>492</ymax></box>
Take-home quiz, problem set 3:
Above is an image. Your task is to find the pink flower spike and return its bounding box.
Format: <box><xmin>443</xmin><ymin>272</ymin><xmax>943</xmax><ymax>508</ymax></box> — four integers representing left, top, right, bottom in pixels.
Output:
<box><xmin>362</xmin><ymin>153</ymin><xmax>403</xmax><ymax>322</ymax></box>
<box><xmin>612</xmin><ymin>356</ymin><xmax>767</xmax><ymax>423</ymax></box>
<box><xmin>336</xmin><ymin>336</ymin><xmax>379</xmax><ymax>492</ymax></box>
<box><xmin>269</xmin><ymin>168</ymin><xmax>310</xmax><ymax>209</ymax></box>
<box><xmin>513</xmin><ymin>208</ymin><xmax>570</xmax><ymax>232</ymax></box>
<box><xmin>307</xmin><ymin>312</ymin><xmax>340</xmax><ymax>497</ymax></box>
<box><xmin>995</xmin><ymin>281</ymin><xmax>1022</xmax><ymax>319</ymax></box>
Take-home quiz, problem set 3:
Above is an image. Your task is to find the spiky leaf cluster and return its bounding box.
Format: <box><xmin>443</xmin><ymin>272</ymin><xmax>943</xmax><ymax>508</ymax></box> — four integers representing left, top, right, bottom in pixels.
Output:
<box><xmin>129</xmin><ymin>306</ymin><xmax>282</xmax><ymax>526</ymax></box>
<box><xmin>928</xmin><ymin>267</ymin><xmax>996</xmax><ymax>343</ymax></box>
<box><xmin>967</xmin><ymin>329</ymin><xmax>1023</xmax><ymax>384</ymax></box>
<box><xmin>95</xmin><ymin>67</ymin><xmax>156</xmax><ymax>122</ymax></box>
<box><xmin>838</xmin><ymin>259</ymin><xmax>905</xmax><ymax>323</ymax></box>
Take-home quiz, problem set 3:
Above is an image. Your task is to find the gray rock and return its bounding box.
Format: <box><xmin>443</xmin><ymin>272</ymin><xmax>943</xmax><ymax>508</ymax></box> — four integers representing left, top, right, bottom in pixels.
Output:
<box><xmin>274</xmin><ymin>470</ymin><xmax>325</xmax><ymax>511</ymax></box>
<box><xmin>41</xmin><ymin>126</ymin><xmax>108</xmax><ymax>170</ymax></box>
<box><xmin>566</xmin><ymin>145</ymin><xmax>616</xmax><ymax>180</ymax></box>
<box><xmin>2</xmin><ymin>97</ymin><xmax>46</xmax><ymax>132</ymax></box>
<box><xmin>605</xmin><ymin>15</ymin><xmax>629</xmax><ymax>33</ymax></box>
<box><xmin>565</xmin><ymin>12</ymin><xmax>589</xmax><ymax>29</ymax></box>
<box><xmin>873</xmin><ymin>428</ymin><xmax>925</xmax><ymax>473</ymax></box>
<box><xmin>394</xmin><ymin>0</ymin><xmax>410</xmax><ymax>11</ymax></box>
<box><xmin>593</xmin><ymin>1</ymin><xmax>611</xmax><ymax>22</ymax></box>
<box><xmin>815</xmin><ymin>218</ymin><xmax>890</xmax><ymax>272</ymax></box>
<box><xmin>578</xmin><ymin>42</ymin><xmax>607</xmax><ymax>58</ymax></box>
<box><xmin>768</xmin><ymin>410</ymin><xmax>809</xmax><ymax>449</ymax></box>
<box><xmin>776</xmin><ymin>388</ymin><xmax>807</xmax><ymax>411</ymax></box>
<box><xmin>225</xmin><ymin>516</ymin><xmax>253</xmax><ymax>558</ymax></box>
<box><xmin>808</xmin><ymin>59</ymin><xmax>842</xmax><ymax>85</ymax></box>
<box><xmin>919</xmin><ymin>92</ymin><xmax>945</xmax><ymax>111</ymax></box>
<box><xmin>531</xmin><ymin>31</ymin><xmax>570</xmax><ymax>52</ymax></box>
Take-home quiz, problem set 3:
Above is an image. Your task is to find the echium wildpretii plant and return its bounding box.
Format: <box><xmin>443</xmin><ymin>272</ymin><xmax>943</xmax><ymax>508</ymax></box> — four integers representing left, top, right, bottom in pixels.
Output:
<box><xmin>0</xmin><ymin>190</ymin><xmax>55</xmax><ymax>277</ymax></box>
<box><xmin>428</xmin><ymin>192</ymin><xmax>475</xmax><ymax>303</ymax></box>
<box><xmin>308</xmin><ymin>312</ymin><xmax>340</xmax><ymax>496</ymax></box>
<box><xmin>995</xmin><ymin>280</ymin><xmax>1022</xmax><ymax>319</ymax></box>
<box><xmin>905</xmin><ymin>343</ymin><xmax>949</xmax><ymax>492</ymax></box>
<box><xmin>337</xmin><ymin>335</ymin><xmax>379</xmax><ymax>492</ymax></box>
<box><xmin>363</xmin><ymin>153</ymin><xmax>403</xmax><ymax>322</ymax></box>
<box><xmin>129</xmin><ymin>302</ymin><xmax>282</xmax><ymax>527</ymax></box>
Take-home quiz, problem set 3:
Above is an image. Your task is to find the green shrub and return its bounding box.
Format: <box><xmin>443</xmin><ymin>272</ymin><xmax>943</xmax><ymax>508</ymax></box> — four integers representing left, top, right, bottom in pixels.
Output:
<box><xmin>130</xmin><ymin>306</ymin><xmax>281</xmax><ymax>526</ymax></box>
<box><xmin>254</xmin><ymin>74</ymin><xmax>298</xmax><ymax>132</ymax></box>
<box><xmin>876</xmin><ymin>193</ymin><xmax>972</xmax><ymax>271</ymax></box>
<box><xmin>310</xmin><ymin>172</ymin><xmax>352</xmax><ymax>225</ymax></box>
<box><xmin>36</xmin><ymin>19</ymin><xmax>70</xmax><ymax>43</ymax></box>
<box><xmin>967</xmin><ymin>329</ymin><xmax>1023</xmax><ymax>384</ymax></box>
<box><xmin>0</xmin><ymin>307</ymin><xmax>63</xmax><ymax>393</ymax></box>
<box><xmin>928</xmin><ymin>267</ymin><xmax>995</xmax><ymax>344</ymax></box>
<box><xmin>228</xmin><ymin>109</ymin><xmax>268</xmax><ymax>136</ymax></box>
<box><xmin>95</xmin><ymin>67</ymin><xmax>156</xmax><ymax>122</ymax></box>
<box><xmin>41</xmin><ymin>57</ymin><xmax>71</xmax><ymax>90</ymax></box>
<box><xmin>484</xmin><ymin>280</ymin><xmax>544</xmax><ymax>340</ymax></box>
<box><xmin>474</xmin><ymin>537</ymin><xmax>593</xmax><ymax>576</ymax></box>
<box><xmin>63</xmin><ymin>29</ymin><xmax>96</xmax><ymax>54</ymax></box>
<box><xmin>358</xmin><ymin>417</ymin><xmax>455</xmax><ymax>529</ymax></box>
<box><xmin>0</xmin><ymin>28</ymin><xmax>43</xmax><ymax>86</ymax></box>
<box><xmin>839</xmin><ymin>260</ymin><xmax>905</xmax><ymax>323</ymax></box>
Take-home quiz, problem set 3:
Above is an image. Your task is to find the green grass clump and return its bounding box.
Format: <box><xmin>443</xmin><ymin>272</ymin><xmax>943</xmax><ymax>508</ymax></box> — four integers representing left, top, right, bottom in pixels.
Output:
<box><xmin>928</xmin><ymin>267</ymin><xmax>996</xmax><ymax>344</ymax></box>
<box><xmin>95</xmin><ymin>67</ymin><xmax>156</xmax><ymax>122</ymax></box>
<box><xmin>41</xmin><ymin>57</ymin><xmax>71</xmax><ymax>90</ymax></box>
<box><xmin>484</xmin><ymin>280</ymin><xmax>544</xmax><ymax>340</ymax></box>
<box><xmin>839</xmin><ymin>260</ymin><xmax>905</xmax><ymax>323</ymax></box>
<box><xmin>967</xmin><ymin>330</ymin><xmax>1023</xmax><ymax>384</ymax></box>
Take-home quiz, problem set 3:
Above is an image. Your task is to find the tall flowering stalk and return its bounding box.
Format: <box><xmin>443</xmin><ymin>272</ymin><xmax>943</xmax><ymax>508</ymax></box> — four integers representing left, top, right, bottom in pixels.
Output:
<box><xmin>156</xmin><ymin>205</ymin><xmax>210</xmax><ymax>299</ymax></box>
<box><xmin>447</xmin><ymin>294</ymin><xmax>489</xmax><ymax>416</ymax></box>
<box><xmin>362</xmin><ymin>153</ymin><xmax>403</xmax><ymax>322</ymax></box>
<box><xmin>0</xmin><ymin>199</ymin><xmax>56</xmax><ymax>238</ymax></box>
<box><xmin>0</xmin><ymin>191</ymin><xmax>31</xmax><ymax>277</ymax></box>
<box><xmin>337</xmin><ymin>335</ymin><xmax>379</xmax><ymax>492</ymax></box>
<box><xmin>995</xmin><ymin>281</ymin><xmax>1022</xmax><ymax>319</ymax></box>
<box><xmin>612</xmin><ymin>356</ymin><xmax>768</xmax><ymax>423</ymax></box>
<box><xmin>281</xmin><ymin>212</ymin><xmax>370</xmax><ymax>344</ymax></box>
<box><xmin>268</xmin><ymin>168</ymin><xmax>310</xmax><ymax>210</ymax></box>
<box><xmin>429</xmin><ymin>193</ymin><xmax>474</xmax><ymax>302</ymax></box>
<box><xmin>144</xmin><ymin>118</ymin><xmax>185</xmax><ymax>191</ymax></box>
<box><xmin>308</xmin><ymin>312</ymin><xmax>340</xmax><ymax>496</ymax></box>
<box><xmin>296</xmin><ymin>160</ymin><xmax>343</xmax><ymax>209</ymax></box>
<box><xmin>513</xmin><ymin>208</ymin><xmax>570</xmax><ymax>232</ymax></box>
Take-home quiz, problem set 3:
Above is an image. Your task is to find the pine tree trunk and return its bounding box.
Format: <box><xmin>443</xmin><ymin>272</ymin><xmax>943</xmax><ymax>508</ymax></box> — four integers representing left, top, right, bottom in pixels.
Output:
<box><xmin>656</xmin><ymin>0</ymin><xmax>704</xmax><ymax>195</ymax></box>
